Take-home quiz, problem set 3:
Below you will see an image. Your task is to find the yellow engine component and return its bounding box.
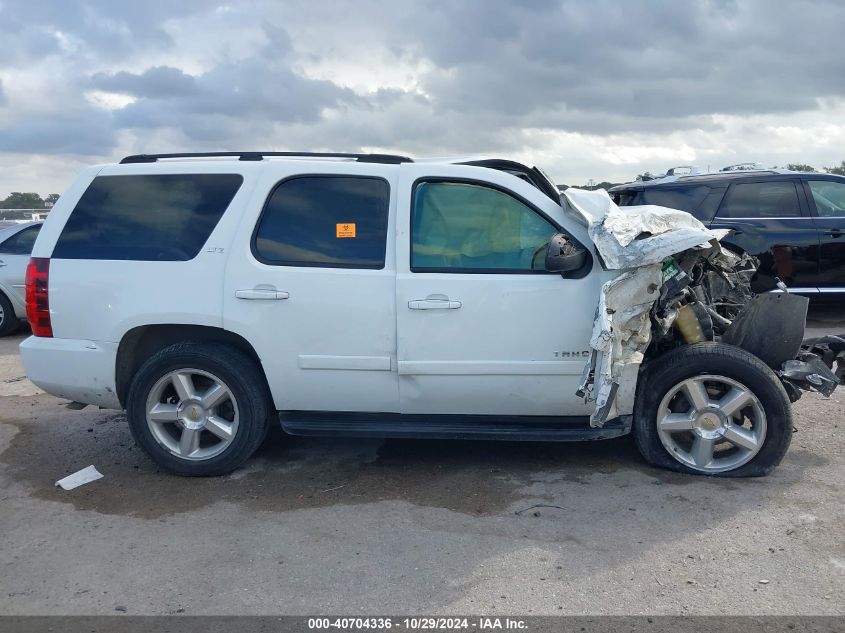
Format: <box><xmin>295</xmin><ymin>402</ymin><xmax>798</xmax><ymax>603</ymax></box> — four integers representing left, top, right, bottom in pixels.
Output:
<box><xmin>674</xmin><ymin>303</ymin><xmax>706</xmax><ymax>344</ymax></box>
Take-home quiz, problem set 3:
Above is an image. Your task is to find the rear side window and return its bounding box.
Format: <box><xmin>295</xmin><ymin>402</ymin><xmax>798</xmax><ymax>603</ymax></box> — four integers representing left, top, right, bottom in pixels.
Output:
<box><xmin>639</xmin><ymin>186</ymin><xmax>711</xmax><ymax>215</ymax></box>
<box><xmin>614</xmin><ymin>187</ymin><xmax>712</xmax><ymax>213</ymax></box>
<box><xmin>0</xmin><ymin>224</ymin><xmax>41</xmax><ymax>255</ymax></box>
<box><xmin>53</xmin><ymin>174</ymin><xmax>243</xmax><ymax>261</ymax></box>
<box><xmin>716</xmin><ymin>181</ymin><xmax>802</xmax><ymax>219</ymax></box>
<box><xmin>253</xmin><ymin>176</ymin><xmax>389</xmax><ymax>269</ymax></box>
<box><xmin>808</xmin><ymin>180</ymin><xmax>845</xmax><ymax>217</ymax></box>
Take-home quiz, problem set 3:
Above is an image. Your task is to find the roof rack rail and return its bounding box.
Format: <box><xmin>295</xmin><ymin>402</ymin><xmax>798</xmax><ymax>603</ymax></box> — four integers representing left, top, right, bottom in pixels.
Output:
<box><xmin>119</xmin><ymin>152</ymin><xmax>414</xmax><ymax>165</ymax></box>
<box><xmin>665</xmin><ymin>165</ymin><xmax>701</xmax><ymax>177</ymax></box>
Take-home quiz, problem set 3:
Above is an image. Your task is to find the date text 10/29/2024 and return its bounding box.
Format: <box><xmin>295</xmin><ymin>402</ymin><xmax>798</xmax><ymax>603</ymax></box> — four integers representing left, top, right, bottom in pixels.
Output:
<box><xmin>308</xmin><ymin>618</ymin><xmax>528</xmax><ymax>630</ymax></box>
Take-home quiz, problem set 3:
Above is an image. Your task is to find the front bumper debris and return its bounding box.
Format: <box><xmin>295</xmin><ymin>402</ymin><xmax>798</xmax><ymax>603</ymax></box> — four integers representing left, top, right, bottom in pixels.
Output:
<box><xmin>779</xmin><ymin>335</ymin><xmax>845</xmax><ymax>399</ymax></box>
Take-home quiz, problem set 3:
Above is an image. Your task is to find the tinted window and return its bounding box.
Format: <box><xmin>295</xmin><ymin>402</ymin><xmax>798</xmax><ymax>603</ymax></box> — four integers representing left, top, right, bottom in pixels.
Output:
<box><xmin>639</xmin><ymin>186</ymin><xmax>711</xmax><ymax>215</ymax></box>
<box><xmin>54</xmin><ymin>174</ymin><xmax>243</xmax><ymax>261</ymax></box>
<box><xmin>254</xmin><ymin>176</ymin><xmax>389</xmax><ymax>268</ymax></box>
<box><xmin>0</xmin><ymin>225</ymin><xmax>41</xmax><ymax>255</ymax></box>
<box><xmin>808</xmin><ymin>180</ymin><xmax>845</xmax><ymax>217</ymax></box>
<box><xmin>696</xmin><ymin>188</ymin><xmax>728</xmax><ymax>222</ymax></box>
<box><xmin>717</xmin><ymin>181</ymin><xmax>801</xmax><ymax>219</ymax></box>
<box><xmin>411</xmin><ymin>182</ymin><xmax>558</xmax><ymax>272</ymax></box>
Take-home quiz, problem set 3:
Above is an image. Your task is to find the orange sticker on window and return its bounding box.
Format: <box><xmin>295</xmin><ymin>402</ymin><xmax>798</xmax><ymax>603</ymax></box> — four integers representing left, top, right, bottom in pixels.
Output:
<box><xmin>336</xmin><ymin>223</ymin><xmax>356</xmax><ymax>238</ymax></box>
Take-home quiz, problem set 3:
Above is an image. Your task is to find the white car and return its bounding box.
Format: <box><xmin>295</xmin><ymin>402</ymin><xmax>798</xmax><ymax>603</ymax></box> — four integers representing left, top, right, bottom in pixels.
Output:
<box><xmin>0</xmin><ymin>221</ymin><xmax>42</xmax><ymax>335</ymax></box>
<box><xmin>19</xmin><ymin>152</ymin><xmax>841</xmax><ymax>477</ymax></box>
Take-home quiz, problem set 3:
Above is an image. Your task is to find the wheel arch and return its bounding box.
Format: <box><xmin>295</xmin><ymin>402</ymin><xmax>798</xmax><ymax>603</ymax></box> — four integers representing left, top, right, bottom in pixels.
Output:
<box><xmin>115</xmin><ymin>324</ymin><xmax>269</xmax><ymax>408</ymax></box>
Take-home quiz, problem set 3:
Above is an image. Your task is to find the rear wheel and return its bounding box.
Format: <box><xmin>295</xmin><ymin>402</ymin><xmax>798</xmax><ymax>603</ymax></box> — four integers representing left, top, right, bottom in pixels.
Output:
<box><xmin>0</xmin><ymin>292</ymin><xmax>19</xmax><ymax>336</ymax></box>
<box><xmin>634</xmin><ymin>342</ymin><xmax>792</xmax><ymax>477</ymax></box>
<box><xmin>126</xmin><ymin>342</ymin><xmax>272</xmax><ymax>476</ymax></box>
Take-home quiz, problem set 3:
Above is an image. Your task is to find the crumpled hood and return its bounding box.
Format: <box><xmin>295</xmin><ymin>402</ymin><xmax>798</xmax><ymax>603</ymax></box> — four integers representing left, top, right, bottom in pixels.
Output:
<box><xmin>562</xmin><ymin>187</ymin><xmax>729</xmax><ymax>270</ymax></box>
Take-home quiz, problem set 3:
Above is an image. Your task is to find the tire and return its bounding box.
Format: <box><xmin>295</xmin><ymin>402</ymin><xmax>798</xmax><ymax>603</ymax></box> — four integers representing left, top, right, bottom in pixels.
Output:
<box><xmin>0</xmin><ymin>292</ymin><xmax>19</xmax><ymax>336</ymax></box>
<box><xmin>633</xmin><ymin>342</ymin><xmax>792</xmax><ymax>477</ymax></box>
<box><xmin>126</xmin><ymin>342</ymin><xmax>273</xmax><ymax>476</ymax></box>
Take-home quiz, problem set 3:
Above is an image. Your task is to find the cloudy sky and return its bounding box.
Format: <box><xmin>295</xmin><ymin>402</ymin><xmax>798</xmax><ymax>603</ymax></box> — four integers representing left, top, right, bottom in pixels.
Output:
<box><xmin>1</xmin><ymin>0</ymin><xmax>844</xmax><ymax>196</ymax></box>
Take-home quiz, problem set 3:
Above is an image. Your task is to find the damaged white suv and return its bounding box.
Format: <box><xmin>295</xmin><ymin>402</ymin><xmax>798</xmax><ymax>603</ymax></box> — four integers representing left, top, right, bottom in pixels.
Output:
<box><xmin>20</xmin><ymin>152</ymin><xmax>843</xmax><ymax>477</ymax></box>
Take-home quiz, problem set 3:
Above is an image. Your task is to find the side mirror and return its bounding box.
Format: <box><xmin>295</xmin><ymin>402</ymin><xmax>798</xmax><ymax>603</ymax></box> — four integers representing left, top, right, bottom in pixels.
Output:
<box><xmin>545</xmin><ymin>233</ymin><xmax>587</xmax><ymax>273</ymax></box>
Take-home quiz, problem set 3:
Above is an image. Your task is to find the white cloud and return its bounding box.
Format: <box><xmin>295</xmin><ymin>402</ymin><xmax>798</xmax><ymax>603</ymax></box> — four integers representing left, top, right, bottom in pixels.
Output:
<box><xmin>0</xmin><ymin>0</ymin><xmax>844</xmax><ymax>195</ymax></box>
<box><xmin>85</xmin><ymin>90</ymin><xmax>137</xmax><ymax>110</ymax></box>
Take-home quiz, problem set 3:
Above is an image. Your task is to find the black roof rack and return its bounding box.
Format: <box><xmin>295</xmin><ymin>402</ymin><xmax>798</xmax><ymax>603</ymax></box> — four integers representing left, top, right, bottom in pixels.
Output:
<box><xmin>119</xmin><ymin>152</ymin><xmax>413</xmax><ymax>165</ymax></box>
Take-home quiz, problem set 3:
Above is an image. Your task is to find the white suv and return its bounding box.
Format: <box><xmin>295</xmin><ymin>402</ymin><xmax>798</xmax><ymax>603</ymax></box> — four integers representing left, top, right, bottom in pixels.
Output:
<box><xmin>20</xmin><ymin>152</ymin><xmax>839</xmax><ymax>477</ymax></box>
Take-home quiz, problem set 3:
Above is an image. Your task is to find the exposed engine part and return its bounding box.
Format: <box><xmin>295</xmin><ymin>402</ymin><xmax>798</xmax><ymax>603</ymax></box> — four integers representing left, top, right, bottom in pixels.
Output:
<box><xmin>654</xmin><ymin>258</ymin><xmax>838</xmax><ymax>401</ymax></box>
<box><xmin>698</xmin><ymin>301</ymin><xmax>732</xmax><ymax>330</ymax></box>
<box><xmin>674</xmin><ymin>303</ymin><xmax>706</xmax><ymax>343</ymax></box>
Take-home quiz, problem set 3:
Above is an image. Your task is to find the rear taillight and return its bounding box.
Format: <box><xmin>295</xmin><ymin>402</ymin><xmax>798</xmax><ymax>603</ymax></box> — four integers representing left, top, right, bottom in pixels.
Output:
<box><xmin>25</xmin><ymin>257</ymin><xmax>52</xmax><ymax>337</ymax></box>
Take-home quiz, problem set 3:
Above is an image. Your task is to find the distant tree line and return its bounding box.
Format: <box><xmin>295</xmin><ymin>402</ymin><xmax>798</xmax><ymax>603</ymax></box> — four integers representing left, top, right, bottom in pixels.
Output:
<box><xmin>0</xmin><ymin>192</ymin><xmax>60</xmax><ymax>209</ymax></box>
<box><xmin>786</xmin><ymin>161</ymin><xmax>845</xmax><ymax>175</ymax></box>
<box><xmin>557</xmin><ymin>181</ymin><xmax>621</xmax><ymax>191</ymax></box>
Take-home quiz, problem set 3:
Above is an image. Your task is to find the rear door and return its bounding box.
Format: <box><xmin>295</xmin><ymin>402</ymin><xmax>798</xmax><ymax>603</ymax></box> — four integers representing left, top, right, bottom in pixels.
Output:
<box><xmin>0</xmin><ymin>224</ymin><xmax>41</xmax><ymax>304</ymax></box>
<box><xmin>395</xmin><ymin>163</ymin><xmax>603</xmax><ymax>416</ymax></box>
<box><xmin>709</xmin><ymin>178</ymin><xmax>821</xmax><ymax>292</ymax></box>
<box><xmin>803</xmin><ymin>178</ymin><xmax>845</xmax><ymax>290</ymax></box>
<box><xmin>223</xmin><ymin>162</ymin><xmax>400</xmax><ymax>413</ymax></box>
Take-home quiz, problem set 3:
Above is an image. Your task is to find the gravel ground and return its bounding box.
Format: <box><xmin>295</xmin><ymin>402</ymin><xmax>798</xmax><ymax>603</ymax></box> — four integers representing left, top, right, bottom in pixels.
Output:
<box><xmin>0</xmin><ymin>306</ymin><xmax>843</xmax><ymax>616</ymax></box>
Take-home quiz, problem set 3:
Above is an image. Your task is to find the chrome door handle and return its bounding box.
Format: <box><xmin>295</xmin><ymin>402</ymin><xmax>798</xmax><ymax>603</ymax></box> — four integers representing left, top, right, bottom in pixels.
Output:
<box><xmin>824</xmin><ymin>229</ymin><xmax>843</xmax><ymax>238</ymax></box>
<box><xmin>235</xmin><ymin>289</ymin><xmax>290</xmax><ymax>300</ymax></box>
<box><xmin>0</xmin><ymin>260</ymin><xmax>5</xmax><ymax>267</ymax></box>
<box><xmin>408</xmin><ymin>298</ymin><xmax>462</xmax><ymax>310</ymax></box>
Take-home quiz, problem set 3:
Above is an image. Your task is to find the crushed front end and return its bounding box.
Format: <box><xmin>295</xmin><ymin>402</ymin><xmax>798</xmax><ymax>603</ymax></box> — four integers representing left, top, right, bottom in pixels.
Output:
<box><xmin>562</xmin><ymin>188</ymin><xmax>844</xmax><ymax>426</ymax></box>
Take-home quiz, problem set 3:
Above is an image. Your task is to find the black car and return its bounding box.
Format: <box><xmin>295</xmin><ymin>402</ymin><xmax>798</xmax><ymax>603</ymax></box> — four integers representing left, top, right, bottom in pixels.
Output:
<box><xmin>609</xmin><ymin>171</ymin><xmax>845</xmax><ymax>296</ymax></box>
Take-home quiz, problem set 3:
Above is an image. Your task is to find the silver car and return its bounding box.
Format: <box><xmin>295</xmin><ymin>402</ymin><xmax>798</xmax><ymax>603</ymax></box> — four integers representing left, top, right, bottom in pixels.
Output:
<box><xmin>0</xmin><ymin>221</ymin><xmax>42</xmax><ymax>335</ymax></box>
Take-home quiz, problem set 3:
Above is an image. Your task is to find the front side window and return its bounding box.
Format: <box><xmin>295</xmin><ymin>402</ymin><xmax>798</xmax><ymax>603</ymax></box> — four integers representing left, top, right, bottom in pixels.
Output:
<box><xmin>716</xmin><ymin>181</ymin><xmax>801</xmax><ymax>219</ymax></box>
<box><xmin>53</xmin><ymin>174</ymin><xmax>243</xmax><ymax>261</ymax></box>
<box><xmin>253</xmin><ymin>176</ymin><xmax>389</xmax><ymax>269</ymax></box>
<box><xmin>0</xmin><ymin>224</ymin><xmax>41</xmax><ymax>255</ymax></box>
<box><xmin>808</xmin><ymin>180</ymin><xmax>845</xmax><ymax>217</ymax></box>
<box><xmin>411</xmin><ymin>182</ymin><xmax>558</xmax><ymax>272</ymax></box>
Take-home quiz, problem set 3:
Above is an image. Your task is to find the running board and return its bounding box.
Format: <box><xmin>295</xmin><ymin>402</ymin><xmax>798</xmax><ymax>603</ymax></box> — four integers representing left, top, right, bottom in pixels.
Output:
<box><xmin>280</xmin><ymin>411</ymin><xmax>631</xmax><ymax>442</ymax></box>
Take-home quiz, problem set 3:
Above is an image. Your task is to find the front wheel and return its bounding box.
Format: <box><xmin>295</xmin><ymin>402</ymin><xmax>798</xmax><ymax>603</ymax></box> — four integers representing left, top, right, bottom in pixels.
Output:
<box><xmin>633</xmin><ymin>342</ymin><xmax>792</xmax><ymax>477</ymax></box>
<box><xmin>126</xmin><ymin>342</ymin><xmax>272</xmax><ymax>476</ymax></box>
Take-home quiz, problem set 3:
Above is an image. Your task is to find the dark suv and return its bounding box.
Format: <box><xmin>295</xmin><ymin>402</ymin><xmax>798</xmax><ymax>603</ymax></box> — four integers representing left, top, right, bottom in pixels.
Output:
<box><xmin>610</xmin><ymin>171</ymin><xmax>845</xmax><ymax>296</ymax></box>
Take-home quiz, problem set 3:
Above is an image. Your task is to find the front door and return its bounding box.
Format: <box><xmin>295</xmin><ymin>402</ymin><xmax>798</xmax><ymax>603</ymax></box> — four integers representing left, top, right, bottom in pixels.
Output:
<box><xmin>224</xmin><ymin>164</ymin><xmax>400</xmax><ymax>413</ymax></box>
<box><xmin>395</xmin><ymin>164</ymin><xmax>603</xmax><ymax>416</ymax></box>
<box><xmin>709</xmin><ymin>178</ymin><xmax>820</xmax><ymax>292</ymax></box>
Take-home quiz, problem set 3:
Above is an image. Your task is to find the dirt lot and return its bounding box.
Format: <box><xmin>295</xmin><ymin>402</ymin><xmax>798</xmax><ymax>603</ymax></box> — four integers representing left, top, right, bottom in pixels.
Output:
<box><xmin>0</xmin><ymin>307</ymin><xmax>843</xmax><ymax>615</ymax></box>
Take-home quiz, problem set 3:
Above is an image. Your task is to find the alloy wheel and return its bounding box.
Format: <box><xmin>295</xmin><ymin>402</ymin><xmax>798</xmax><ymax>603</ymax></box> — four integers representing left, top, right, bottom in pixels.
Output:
<box><xmin>656</xmin><ymin>374</ymin><xmax>767</xmax><ymax>473</ymax></box>
<box><xmin>145</xmin><ymin>368</ymin><xmax>240</xmax><ymax>461</ymax></box>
